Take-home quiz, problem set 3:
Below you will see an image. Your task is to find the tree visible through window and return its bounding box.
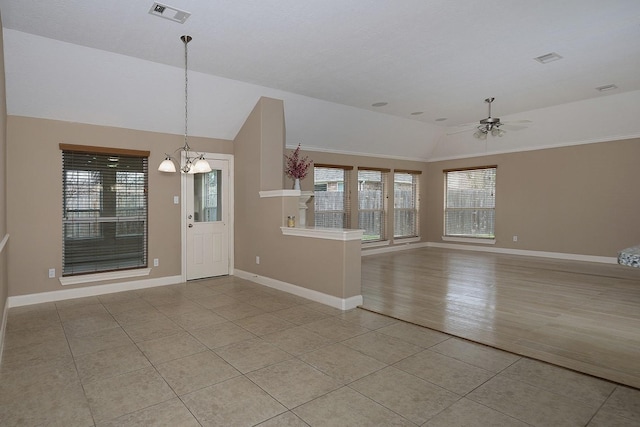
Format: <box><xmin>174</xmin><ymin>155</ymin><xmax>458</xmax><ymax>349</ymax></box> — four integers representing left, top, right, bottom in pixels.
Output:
<box><xmin>444</xmin><ymin>166</ymin><xmax>496</xmax><ymax>238</ymax></box>
<box><xmin>61</xmin><ymin>145</ymin><xmax>149</xmax><ymax>275</ymax></box>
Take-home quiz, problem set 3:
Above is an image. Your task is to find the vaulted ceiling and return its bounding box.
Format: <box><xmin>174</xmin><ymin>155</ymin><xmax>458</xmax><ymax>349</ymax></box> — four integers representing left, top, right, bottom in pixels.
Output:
<box><xmin>2</xmin><ymin>1</ymin><xmax>640</xmax><ymax>160</ymax></box>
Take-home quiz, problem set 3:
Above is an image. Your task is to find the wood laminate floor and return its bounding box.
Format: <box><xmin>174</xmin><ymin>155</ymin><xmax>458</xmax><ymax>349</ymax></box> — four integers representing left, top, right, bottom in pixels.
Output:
<box><xmin>361</xmin><ymin>247</ymin><xmax>640</xmax><ymax>389</ymax></box>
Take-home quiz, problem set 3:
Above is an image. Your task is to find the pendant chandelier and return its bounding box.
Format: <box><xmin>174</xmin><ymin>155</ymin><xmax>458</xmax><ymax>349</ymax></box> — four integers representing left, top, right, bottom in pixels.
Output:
<box><xmin>158</xmin><ymin>35</ymin><xmax>212</xmax><ymax>174</ymax></box>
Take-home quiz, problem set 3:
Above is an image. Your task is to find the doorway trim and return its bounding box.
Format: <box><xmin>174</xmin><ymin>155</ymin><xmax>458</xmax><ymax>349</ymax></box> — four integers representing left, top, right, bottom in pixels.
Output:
<box><xmin>180</xmin><ymin>152</ymin><xmax>234</xmax><ymax>282</ymax></box>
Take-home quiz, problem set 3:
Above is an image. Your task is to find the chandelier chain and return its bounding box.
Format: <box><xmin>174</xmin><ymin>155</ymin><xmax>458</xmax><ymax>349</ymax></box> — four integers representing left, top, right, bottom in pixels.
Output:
<box><xmin>183</xmin><ymin>36</ymin><xmax>189</xmax><ymax>151</ymax></box>
<box><xmin>157</xmin><ymin>35</ymin><xmax>212</xmax><ymax>174</ymax></box>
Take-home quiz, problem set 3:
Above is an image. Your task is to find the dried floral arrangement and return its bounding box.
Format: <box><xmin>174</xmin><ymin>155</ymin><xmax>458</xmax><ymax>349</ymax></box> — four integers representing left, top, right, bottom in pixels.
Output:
<box><xmin>284</xmin><ymin>144</ymin><xmax>313</xmax><ymax>180</ymax></box>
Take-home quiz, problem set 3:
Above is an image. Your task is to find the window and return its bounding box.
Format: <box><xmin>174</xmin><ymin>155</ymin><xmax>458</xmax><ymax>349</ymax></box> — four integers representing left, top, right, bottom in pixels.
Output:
<box><xmin>358</xmin><ymin>168</ymin><xmax>388</xmax><ymax>242</ymax></box>
<box><xmin>314</xmin><ymin>164</ymin><xmax>351</xmax><ymax>228</ymax></box>
<box><xmin>444</xmin><ymin>166</ymin><xmax>496</xmax><ymax>238</ymax></box>
<box><xmin>194</xmin><ymin>170</ymin><xmax>222</xmax><ymax>222</ymax></box>
<box><xmin>394</xmin><ymin>170</ymin><xmax>420</xmax><ymax>239</ymax></box>
<box><xmin>61</xmin><ymin>144</ymin><xmax>149</xmax><ymax>276</ymax></box>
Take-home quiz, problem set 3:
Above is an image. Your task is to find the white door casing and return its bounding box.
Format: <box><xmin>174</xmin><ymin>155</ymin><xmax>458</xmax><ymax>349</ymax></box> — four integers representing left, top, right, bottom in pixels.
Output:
<box><xmin>182</xmin><ymin>154</ymin><xmax>233</xmax><ymax>281</ymax></box>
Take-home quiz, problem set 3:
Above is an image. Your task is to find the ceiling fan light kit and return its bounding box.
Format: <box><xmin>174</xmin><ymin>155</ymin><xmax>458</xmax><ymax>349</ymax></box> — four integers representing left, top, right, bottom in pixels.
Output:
<box><xmin>474</xmin><ymin>97</ymin><xmax>505</xmax><ymax>139</ymax></box>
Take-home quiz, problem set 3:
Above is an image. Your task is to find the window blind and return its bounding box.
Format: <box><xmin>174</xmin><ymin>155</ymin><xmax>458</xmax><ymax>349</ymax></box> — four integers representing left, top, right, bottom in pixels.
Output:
<box><xmin>61</xmin><ymin>144</ymin><xmax>149</xmax><ymax>276</ymax></box>
<box><xmin>313</xmin><ymin>164</ymin><xmax>351</xmax><ymax>228</ymax></box>
<box><xmin>358</xmin><ymin>168</ymin><xmax>389</xmax><ymax>242</ymax></box>
<box><xmin>394</xmin><ymin>170</ymin><xmax>420</xmax><ymax>238</ymax></box>
<box><xmin>444</xmin><ymin>166</ymin><xmax>496</xmax><ymax>238</ymax></box>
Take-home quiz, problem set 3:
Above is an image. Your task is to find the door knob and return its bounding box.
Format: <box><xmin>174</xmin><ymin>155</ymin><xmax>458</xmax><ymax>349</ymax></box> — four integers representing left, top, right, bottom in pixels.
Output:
<box><xmin>188</xmin><ymin>224</ymin><xmax>193</xmax><ymax>228</ymax></box>
<box><xmin>188</xmin><ymin>214</ymin><xmax>193</xmax><ymax>219</ymax></box>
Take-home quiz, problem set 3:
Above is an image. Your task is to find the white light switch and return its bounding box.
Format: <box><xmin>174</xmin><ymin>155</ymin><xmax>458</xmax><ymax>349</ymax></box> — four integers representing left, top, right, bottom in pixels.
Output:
<box><xmin>173</xmin><ymin>196</ymin><xmax>179</xmax><ymax>204</ymax></box>
<box><xmin>48</xmin><ymin>268</ymin><xmax>56</xmax><ymax>278</ymax></box>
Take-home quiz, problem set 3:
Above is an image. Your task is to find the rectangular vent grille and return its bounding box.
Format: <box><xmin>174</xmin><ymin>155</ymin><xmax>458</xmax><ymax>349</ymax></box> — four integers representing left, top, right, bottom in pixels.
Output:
<box><xmin>596</xmin><ymin>84</ymin><xmax>618</xmax><ymax>92</ymax></box>
<box><xmin>534</xmin><ymin>52</ymin><xmax>563</xmax><ymax>64</ymax></box>
<box><xmin>149</xmin><ymin>2</ymin><xmax>191</xmax><ymax>24</ymax></box>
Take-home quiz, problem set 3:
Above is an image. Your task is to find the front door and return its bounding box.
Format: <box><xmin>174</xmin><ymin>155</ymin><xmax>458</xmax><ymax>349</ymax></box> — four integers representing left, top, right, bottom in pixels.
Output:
<box><xmin>186</xmin><ymin>159</ymin><xmax>230</xmax><ymax>280</ymax></box>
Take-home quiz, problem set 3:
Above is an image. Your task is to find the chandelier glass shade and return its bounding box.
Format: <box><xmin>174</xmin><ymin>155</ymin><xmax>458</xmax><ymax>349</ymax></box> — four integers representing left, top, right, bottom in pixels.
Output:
<box><xmin>158</xmin><ymin>35</ymin><xmax>211</xmax><ymax>174</ymax></box>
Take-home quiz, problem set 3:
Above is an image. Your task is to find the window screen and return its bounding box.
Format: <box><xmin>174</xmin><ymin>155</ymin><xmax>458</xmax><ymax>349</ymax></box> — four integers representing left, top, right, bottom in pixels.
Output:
<box><xmin>358</xmin><ymin>168</ymin><xmax>388</xmax><ymax>242</ymax></box>
<box><xmin>394</xmin><ymin>170</ymin><xmax>420</xmax><ymax>238</ymax></box>
<box><xmin>444</xmin><ymin>166</ymin><xmax>496</xmax><ymax>238</ymax></box>
<box><xmin>61</xmin><ymin>144</ymin><xmax>149</xmax><ymax>275</ymax></box>
<box><xmin>314</xmin><ymin>165</ymin><xmax>351</xmax><ymax>228</ymax></box>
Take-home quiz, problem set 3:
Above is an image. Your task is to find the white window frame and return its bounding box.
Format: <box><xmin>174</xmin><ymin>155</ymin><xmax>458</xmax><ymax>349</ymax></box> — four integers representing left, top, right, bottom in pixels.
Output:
<box><xmin>444</xmin><ymin>166</ymin><xmax>496</xmax><ymax>240</ymax></box>
<box><xmin>393</xmin><ymin>170</ymin><xmax>420</xmax><ymax>239</ymax></box>
<box><xmin>358</xmin><ymin>168</ymin><xmax>389</xmax><ymax>242</ymax></box>
<box><xmin>313</xmin><ymin>164</ymin><xmax>352</xmax><ymax>229</ymax></box>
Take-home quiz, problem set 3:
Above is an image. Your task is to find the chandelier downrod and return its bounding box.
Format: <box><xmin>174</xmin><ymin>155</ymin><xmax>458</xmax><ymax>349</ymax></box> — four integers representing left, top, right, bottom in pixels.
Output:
<box><xmin>485</xmin><ymin>97</ymin><xmax>494</xmax><ymax>119</ymax></box>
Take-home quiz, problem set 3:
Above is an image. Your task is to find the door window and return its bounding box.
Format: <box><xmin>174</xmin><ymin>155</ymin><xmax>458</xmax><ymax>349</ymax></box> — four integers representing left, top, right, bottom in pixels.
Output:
<box><xmin>193</xmin><ymin>169</ymin><xmax>222</xmax><ymax>222</ymax></box>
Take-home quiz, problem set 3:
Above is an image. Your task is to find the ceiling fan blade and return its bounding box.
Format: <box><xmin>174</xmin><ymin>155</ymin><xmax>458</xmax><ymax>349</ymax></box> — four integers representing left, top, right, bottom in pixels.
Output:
<box><xmin>500</xmin><ymin>119</ymin><xmax>532</xmax><ymax>131</ymax></box>
<box><xmin>501</xmin><ymin>124</ymin><xmax>527</xmax><ymax>131</ymax></box>
<box><xmin>446</xmin><ymin>127</ymin><xmax>475</xmax><ymax>135</ymax></box>
<box><xmin>445</xmin><ymin>121</ymin><xmax>478</xmax><ymax>135</ymax></box>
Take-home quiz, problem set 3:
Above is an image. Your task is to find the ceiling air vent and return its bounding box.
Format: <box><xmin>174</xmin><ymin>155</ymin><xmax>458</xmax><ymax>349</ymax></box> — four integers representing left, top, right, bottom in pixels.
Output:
<box><xmin>596</xmin><ymin>84</ymin><xmax>618</xmax><ymax>92</ymax></box>
<box><xmin>149</xmin><ymin>2</ymin><xmax>191</xmax><ymax>24</ymax></box>
<box><xmin>533</xmin><ymin>52</ymin><xmax>563</xmax><ymax>64</ymax></box>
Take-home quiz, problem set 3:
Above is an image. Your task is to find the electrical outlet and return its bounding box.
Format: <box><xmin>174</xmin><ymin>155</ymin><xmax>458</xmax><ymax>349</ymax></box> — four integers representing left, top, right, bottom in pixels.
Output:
<box><xmin>48</xmin><ymin>268</ymin><xmax>56</xmax><ymax>278</ymax></box>
<box><xmin>153</xmin><ymin>258</ymin><xmax>159</xmax><ymax>267</ymax></box>
<box><xmin>256</xmin><ymin>256</ymin><xmax>260</xmax><ymax>265</ymax></box>
<box><xmin>513</xmin><ymin>235</ymin><xmax>518</xmax><ymax>242</ymax></box>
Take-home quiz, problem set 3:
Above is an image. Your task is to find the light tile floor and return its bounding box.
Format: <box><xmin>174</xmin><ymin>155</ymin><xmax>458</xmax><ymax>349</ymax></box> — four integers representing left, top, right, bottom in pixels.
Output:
<box><xmin>1</xmin><ymin>276</ymin><xmax>639</xmax><ymax>426</ymax></box>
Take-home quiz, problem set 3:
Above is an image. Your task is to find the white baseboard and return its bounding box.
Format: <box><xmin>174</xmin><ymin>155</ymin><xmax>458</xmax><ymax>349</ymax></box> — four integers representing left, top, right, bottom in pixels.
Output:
<box><xmin>7</xmin><ymin>275</ymin><xmax>183</xmax><ymax>308</ymax></box>
<box><xmin>360</xmin><ymin>239</ymin><xmax>617</xmax><ymax>264</ymax></box>
<box><xmin>0</xmin><ymin>300</ymin><xmax>8</xmax><ymax>367</ymax></box>
<box><xmin>426</xmin><ymin>242</ymin><xmax>618</xmax><ymax>264</ymax></box>
<box><xmin>233</xmin><ymin>269</ymin><xmax>362</xmax><ymax>310</ymax></box>
<box><xmin>1</xmin><ymin>234</ymin><xmax>9</xmax><ymax>365</ymax></box>
<box><xmin>0</xmin><ymin>234</ymin><xmax>8</xmax><ymax>254</ymax></box>
<box><xmin>362</xmin><ymin>241</ymin><xmax>428</xmax><ymax>256</ymax></box>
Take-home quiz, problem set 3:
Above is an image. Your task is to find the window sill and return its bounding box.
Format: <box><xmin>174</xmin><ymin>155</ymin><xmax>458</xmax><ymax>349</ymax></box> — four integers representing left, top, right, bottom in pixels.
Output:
<box><xmin>362</xmin><ymin>240</ymin><xmax>390</xmax><ymax>248</ymax></box>
<box><xmin>59</xmin><ymin>268</ymin><xmax>151</xmax><ymax>286</ymax></box>
<box><xmin>259</xmin><ymin>189</ymin><xmax>301</xmax><ymax>198</ymax></box>
<box><xmin>442</xmin><ymin>236</ymin><xmax>496</xmax><ymax>245</ymax></box>
<box><xmin>393</xmin><ymin>236</ymin><xmax>421</xmax><ymax>244</ymax></box>
<box><xmin>280</xmin><ymin>226</ymin><xmax>363</xmax><ymax>241</ymax></box>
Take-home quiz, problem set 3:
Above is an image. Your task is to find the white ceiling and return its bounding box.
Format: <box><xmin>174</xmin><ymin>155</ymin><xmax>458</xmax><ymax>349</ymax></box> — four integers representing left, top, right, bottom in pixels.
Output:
<box><xmin>2</xmin><ymin>0</ymin><xmax>640</xmax><ymax>126</ymax></box>
<box><xmin>1</xmin><ymin>1</ymin><xmax>640</xmax><ymax>160</ymax></box>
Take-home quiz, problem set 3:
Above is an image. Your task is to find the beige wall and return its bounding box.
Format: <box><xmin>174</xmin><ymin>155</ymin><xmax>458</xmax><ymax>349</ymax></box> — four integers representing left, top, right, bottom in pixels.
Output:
<box><xmin>6</xmin><ymin>116</ymin><xmax>233</xmax><ymax>296</ymax></box>
<box><xmin>425</xmin><ymin>138</ymin><xmax>640</xmax><ymax>257</ymax></box>
<box><xmin>234</xmin><ymin>98</ymin><xmax>361</xmax><ymax>299</ymax></box>
<box><xmin>4</xmin><ymin>98</ymin><xmax>637</xmax><ymax>304</ymax></box>
<box><xmin>0</xmin><ymin>12</ymin><xmax>8</xmax><ymax>328</ymax></box>
<box><xmin>291</xmin><ymin>149</ymin><xmax>428</xmax><ymax>247</ymax></box>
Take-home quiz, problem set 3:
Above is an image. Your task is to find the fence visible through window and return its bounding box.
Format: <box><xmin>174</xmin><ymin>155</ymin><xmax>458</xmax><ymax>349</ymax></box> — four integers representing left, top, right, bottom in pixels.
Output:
<box><xmin>445</xmin><ymin>167</ymin><xmax>496</xmax><ymax>238</ymax></box>
<box><xmin>314</xmin><ymin>166</ymin><xmax>350</xmax><ymax>229</ymax></box>
<box><xmin>394</xmin><ymin>171</ymin><xmax>419</xmax><ymax>238</ymax></box>
<box><xmin>358</xmin><ymin>169</ymin><xmax>387</xmax><ymax>242</ymax></box>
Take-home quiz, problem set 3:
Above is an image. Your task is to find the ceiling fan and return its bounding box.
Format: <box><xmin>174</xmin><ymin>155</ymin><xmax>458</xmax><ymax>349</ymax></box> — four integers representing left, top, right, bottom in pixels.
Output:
<box><xmin>446</xmin><ymin>97</ymin><xmax>531</xmax><ymax>138</ymax></box>
<box><xmin>474</xmin><ymin>97</ymin><xmax>504</xmax><ymax>139</ymax></box>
